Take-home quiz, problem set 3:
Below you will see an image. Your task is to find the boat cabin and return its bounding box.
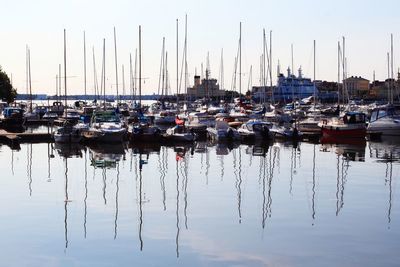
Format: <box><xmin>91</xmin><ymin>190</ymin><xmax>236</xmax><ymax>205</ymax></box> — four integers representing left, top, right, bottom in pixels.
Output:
<box><xmin>2</xmin><ymin>107</ymin><xmax>24</xmax><ymax>118</ymax></box>
<box><xmin>370</xmin><ymin>106</ymin><xmax>399</xmax><ymax>122</ymax></box>
<box><xmin>343</xmin><ymin>112</ymin><xmax>366</xmax><ymax>124</ymax></box>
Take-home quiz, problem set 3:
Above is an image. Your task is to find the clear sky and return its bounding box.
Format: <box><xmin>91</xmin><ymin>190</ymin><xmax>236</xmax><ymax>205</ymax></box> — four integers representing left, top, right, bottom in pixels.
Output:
<box><xmin>1</xmin><ymin>0</ymin><xmax>398</xmax><ymax>95</ymax></box>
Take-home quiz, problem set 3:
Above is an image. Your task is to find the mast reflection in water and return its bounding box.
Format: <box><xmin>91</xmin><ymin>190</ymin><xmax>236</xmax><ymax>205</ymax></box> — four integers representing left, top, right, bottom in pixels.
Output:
<box><xmin>0</xmin><ymin>140</ymin><xmax>398</xmax><ymax>266</ymax></box>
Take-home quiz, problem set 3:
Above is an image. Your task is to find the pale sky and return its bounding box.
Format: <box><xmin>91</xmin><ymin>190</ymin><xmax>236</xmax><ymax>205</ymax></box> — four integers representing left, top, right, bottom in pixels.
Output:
<box><xmin>1</xmin><ymin>0</ymin><xmax>398</xmax><ymax>95</ymax></box>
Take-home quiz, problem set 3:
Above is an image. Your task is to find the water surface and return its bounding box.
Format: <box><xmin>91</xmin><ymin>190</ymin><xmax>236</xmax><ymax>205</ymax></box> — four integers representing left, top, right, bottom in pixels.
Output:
<box><xmin>0</xmin><ymin>138</ymin><xmax>399</xmax><ymax>266</ymax></box>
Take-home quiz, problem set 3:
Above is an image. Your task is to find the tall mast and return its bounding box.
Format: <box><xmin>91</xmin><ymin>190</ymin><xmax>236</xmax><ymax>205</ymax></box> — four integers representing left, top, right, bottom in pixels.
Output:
<box><xmin>165</xmin><ymin>51</ymin><xmax>168</xmax><ymax>96</ymax></box>
<box><xmin>56</xmin><ymin>74</ymin><xmax>58</xmax><ymax>99</ymax></box>
<box><xmin>239</xmin><ymin>22</ymin><xmax>242</xmax><ymax>96</ymax></box>
<box><xmin>28</xmin><ymin>48</ymin><xmax>32</xmax><ymax>112</ymax></box>
<box><xmin>263</xmin><ymin>29</ymin><xmax>266</xmax><ymax>104</ymax></box>
<box><xmin>269</xmin><ymin>31</ymin><xmax>273</xmax><ymax>104</ymax></box>
<box><xmin>247</xmin><ymin>65</ymin><xmax>252</xmax><ymax>93</ymax></box>
<box><xmin>342</xmin><ymin>36</ymin><xmax>346</xmax><ymax>104</ymax></box>
<box><xmin>26</xmin><ymin>45</ymin><xmax>28</xmax><ymax>96</ymax></box>
<box><xmin>176</xmin><ymin>18</ymin><xmax>179</xmax><ymax>105</ymax></box>
<box><xmin>134</xmin><ymin>49</ymin><xmax>137</xmax><ymax>103</ymax></box>
<box><xmin>313</xmin><ymin>40</ymin><xmax>316</xmax><ymax>108</ymax></box>
<box><xmin>158</xmin><ymin>37</ymin><xmax>165</xmax><ymax>98</ymax></box>
<box><xmin>390</xmin><ymin>33</ymin><xmax>394</xmax><ymax>104</ymax></box>
<box><xmin>92</xmin><ymin>47</ymin><xmax>98</xmax><ymax>100</ymax></box>
<box><xmin>139</xmin><ymin>25</ymin><xmax>142</xmax><ymax>107</ymax></box>
<box><xmin>387</xmin><ymin>52</ymin><xmax>390</xmax><ymax>104</ymax></box>
<box><xmin>64</xmin><ymin>29</ymin><xmax>67</xmax><ymax>109</ymax></box>
<box><xmin>184</xmin><ymin>15</ymin><xmax>188</xmax><ymax>101</ymax></box>
<box><xmin>122</xmin><ymin>64</ymin><xmax>125</xmax><ymax>100</ymax></box>
<box><xmin>84</xmin><ymin>31</ymin><xmax>87</xmax><ymax>99</ymax></box>
<box><xmin>129</xmin><ymin>53</ymin><xmax>133</xmax><ymax>101</ymax></box>
<box><xmin>220</xmin><ymin>48</ymin><xmax>224</xmax><ymax>90</ymax></box>
<box><xmin>114</xmin><ymin>27</ymin><xmax>119</xmax><ymax>104</ymax></box>
<box><xmin>103</xmin><ymin>38</ymin><xmax>106</xmax><ymax>109</ymax></box>
<box><xmin>59</xmin><ymin>63</ymin><xmax>61</xmax><ymax>103</ymax></box>
<box><xmin>337</xmin><ymin>42</ymin><xmax>340</xmax><ymax>107</ymax></box>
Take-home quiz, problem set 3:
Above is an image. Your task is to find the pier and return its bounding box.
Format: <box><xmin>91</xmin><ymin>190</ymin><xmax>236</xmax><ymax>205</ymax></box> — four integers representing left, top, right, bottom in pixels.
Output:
<box><xmin>0</xmin><ymin>129</ymin><xmax>53</xmax><ymax>144</ymax></box>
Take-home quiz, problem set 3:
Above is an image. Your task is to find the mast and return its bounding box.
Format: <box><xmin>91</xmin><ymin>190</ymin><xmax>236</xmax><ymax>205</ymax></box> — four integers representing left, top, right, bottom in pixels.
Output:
<box><xmin>239</xmin><ymin>22</ymin><xmax>242</xmax><ymax>96</ymax></box>
<box><xmin>263</xmin><ymin>29</ymin><xmax>266</xmax><ymax>104</ymax></box>
<box><xmin>114</xmin><ymin>27</ymin><xmax>119</xmax><ymax>104</ymax></box>
<box><xmin>158</xmin><ymin>37</ymin><xmax>165</xmax><ymax>98</ymax></box>
<box><xmin>103</xmin><ymin>38</ymin><xmax>106</xmax><ymax>109</ymax></box>
<box><xmin>247</xmin><ymin>65</ymin><xmax>253</xmax><ymax>93</ymax></box>
<box><xmin>337</xmin><ymin>42</ymin><xmax>340</xmax><ymax>107</ymax></box>
<box><xmin>26</xmin><ymin>45</ymin><xmax>28</xmax><ymax>99</ymax></box>
<box><xmin>220</xmin><ymin>48</ymin><xmax>224</xmax><ymax>90</ymax></box>
<box><xmin>139</xmin><ymin>25</ymin><xmax>142</xmax><ymax>107</ymax></box>
<box><xmin>387</xmin><ymin>52</ymin><xmax>390</xmax><ymax>104</ymax></box>
<box><xmin>59</xmin><ymin>63</ymin><xmax>61</xmax><ymax>103</ymax></box>
<box><xmin>313</xmin><ymin>40</ymin><xmax>316</xmax><ymax>108</ymax></box>
<box><xmin>184</xmin><ymin>15</ymin><xmax>188</xmax><ymax>102</ymax></box>
<box><xmin>129</xmin><ymin>53</ymin><xmax>133</xmax><ymax>101</ymax></box>
<box><xmin>176</xmin><ymin>18</ymin><xmax>179</xmax><ymax>105</ymax></box>
<box><xmin>28</xmin><ymin>48</ymin><xmax>32</xmax><ymax>112</ymax></box>
<box><xmin>269</xmin><ymin>30</ymin><xmax>273</xmax><ymax>104</ymax></box>
<box><xmin>165</xmin><ymin>51</ymin><xmax>168</xmax><ymax>96</ymax></box>
<box><xmin>64</xmin><ymin>29</ymin><xmax>67</xmax><ymax>109</ymax></box>
<box><xmin>390</xmin><ymin>33</ymin><xmax>394</xmax><ymax>104</ymax></box>
<box><xmin>342</xmin><ymin>36</ymin><xmax>347</xmax><ymax>104</ymax></box>
<box><xmin>84</xmin><ymin>31</ymin><xmax>87</xmax><ymax>99</ymax></box>
<box><xmin>134</xmin><ymin>49</ymin><xmax>137</xmax><ymax>103</ymax></box>
<box><xmin>92</xmin><ymin>47</ymin><xmax>98</xmax><ymax>101</ymax></box>
<box><xmin>122</xmin><ymin>64</ymin><xmax>125</xmax><ymax>100</ymax></box>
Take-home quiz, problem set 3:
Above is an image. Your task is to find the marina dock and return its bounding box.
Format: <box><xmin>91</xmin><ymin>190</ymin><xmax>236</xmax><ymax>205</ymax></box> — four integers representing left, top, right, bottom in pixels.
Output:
<box><xmin>0</xmin><ymin>129</ymin><xmax>53</xmax><ymax>144</ymax></box>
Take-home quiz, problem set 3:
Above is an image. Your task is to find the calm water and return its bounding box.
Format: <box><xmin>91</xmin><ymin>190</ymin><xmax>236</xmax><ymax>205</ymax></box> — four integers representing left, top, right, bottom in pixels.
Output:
<box><xmin>0</xmin><ymin>138</ymin><xmax>399</xmax><ymax>267</ymax></box>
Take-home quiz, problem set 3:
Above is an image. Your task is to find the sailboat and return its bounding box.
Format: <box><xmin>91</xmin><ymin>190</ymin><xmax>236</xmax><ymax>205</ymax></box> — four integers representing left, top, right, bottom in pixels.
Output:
<box><xmin>298</xmin><ymin>40</ymin><xmax>322</xmax><ymax>135</ymax></box>
<box><xmin>23</xmin><ymin>46</ymin><xmax>41</xmax><ymax>123</ymax></box>
<box><xmin>53</xmin><ymin>29</ymin><xmax>83</xmax><ymax>143</ymax></box>
<box><xmin>318</xmin><ymin>37</ymin><xmax>367</xmax><ymax>139</ymax></box>
<box><xmin>367</xmin><ymin>34</ymin><xmax>400</xmax><ymax>137</ymax></box>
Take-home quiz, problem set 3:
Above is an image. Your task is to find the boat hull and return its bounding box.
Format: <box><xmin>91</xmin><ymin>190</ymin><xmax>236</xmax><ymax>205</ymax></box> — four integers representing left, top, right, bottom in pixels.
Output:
<box><xmin>163</xmin><ymin>133</ymin><xmax>195</xmax><ymax>143</ymax></box>
<box><xmin>367</xmin><ymin>120</ymin><xmax>400</xmax><ymax>137</ymax></box>
<box><xmin>54</xmin><ymin>133</ymin><xmax>82</xmax><ymax>143</ymax></box>
<box><xmin>83</xmin><ymin>129</ymin><xmax>126</xmax><ymax>143</ymax></box>
<box><xmin>321</xmin><ymin>126</ymin><xmax>366</xmax><ymax>138</ymax></box>
<box><xmin>130</xmin><ymin>133</ymin><xmax>162</xmax><ymax>142</ymax></box>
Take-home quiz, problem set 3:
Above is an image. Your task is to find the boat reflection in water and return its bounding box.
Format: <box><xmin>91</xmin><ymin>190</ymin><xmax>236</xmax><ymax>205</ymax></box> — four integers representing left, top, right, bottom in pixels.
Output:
<box><xmin>368</xmin><ymin>136</ymin><xmax>400</xmax><ymax>163</ymax></box>
<box><xmin>54</xmin><ymin>142</ymin><xmax>85</xmax><ymax>158</ymax></box>
<box><xmin>320</xmin><ymin>136</ymin><xmax>366</xmax><ymax>162</ymax></box>
<box><xmin>1</xmin><ymin>138</ymin><xmax>399</xmax><ymax>266</ymax></box>
<box><xmin>88</xmin><ymin>143</ymin><xmax>126</xmax><ymax>168</ymax></box>
<box><xmin>368</xmin><ymin>136</ymin><xmax>400</xmax><ymax>226</ymax></box>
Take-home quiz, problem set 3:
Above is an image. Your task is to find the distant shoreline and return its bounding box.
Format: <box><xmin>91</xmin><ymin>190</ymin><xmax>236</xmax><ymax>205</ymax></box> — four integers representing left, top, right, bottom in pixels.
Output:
<box><xmin>15</xmin><ymin>94</ymin><xmax>162</xmax><ymax>101</ymax></box>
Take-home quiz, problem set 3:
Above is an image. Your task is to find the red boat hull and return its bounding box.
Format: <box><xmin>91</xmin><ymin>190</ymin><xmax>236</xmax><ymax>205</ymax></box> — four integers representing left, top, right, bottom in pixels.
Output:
<box><xmin>321</xmin><ymin>126</ymin><xmax>366</xmax><ymax>138</ymax></box>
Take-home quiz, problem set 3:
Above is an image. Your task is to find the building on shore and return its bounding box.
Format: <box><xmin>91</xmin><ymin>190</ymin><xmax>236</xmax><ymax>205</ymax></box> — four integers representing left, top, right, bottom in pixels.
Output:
<box><xmin>344</xmin><ymin>76</ymin><xmax>370</xmax><ymax>98</ymax></box>
<box><xmin>187</xmin><ymin>75</ymin><xmax>225</xmax><ymax>99</ymax></box>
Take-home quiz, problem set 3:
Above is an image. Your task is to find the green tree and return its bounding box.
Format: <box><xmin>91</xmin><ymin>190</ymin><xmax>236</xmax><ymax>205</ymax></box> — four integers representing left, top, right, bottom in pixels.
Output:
<box><xmin>0</xmin><ymin>66</ymin><xmax>17</xmax><ymax>103</ymax></box>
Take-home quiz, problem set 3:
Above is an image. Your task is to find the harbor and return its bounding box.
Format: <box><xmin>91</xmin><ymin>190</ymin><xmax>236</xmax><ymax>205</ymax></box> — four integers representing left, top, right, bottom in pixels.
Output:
<box><xmin>1</xmin><ymin>0</ymin><xmax>400</xmax><ymax>266</ymax></box>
